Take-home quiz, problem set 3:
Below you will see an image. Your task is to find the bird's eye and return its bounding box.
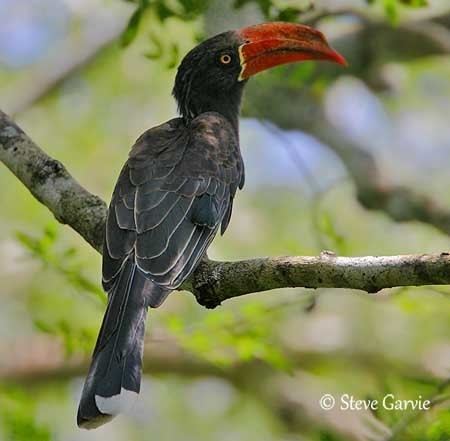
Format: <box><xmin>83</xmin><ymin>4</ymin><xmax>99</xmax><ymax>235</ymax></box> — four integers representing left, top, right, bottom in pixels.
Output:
<box><xmin>220</xmin><ymin>54</ymin><xmax>232</xmax><ymax>65</ymax></box>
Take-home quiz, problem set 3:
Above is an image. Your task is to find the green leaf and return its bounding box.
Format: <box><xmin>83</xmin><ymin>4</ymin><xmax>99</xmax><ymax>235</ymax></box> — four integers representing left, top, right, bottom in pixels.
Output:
<box><xmin>33</xmin><ymin>319</ymin><xmax>53</xmax><ymax>334</ymax></box>
<box><xmin>166</xmin><ymin>43</ymin><xmax>180</xmax><ymax>69</ymax></box>
<box><xmin>120</xmin><ymin>6</ymin><xmax>144</xmax><ymax>47</ymax></box>
<box><xmin>155</xmin><ymin>1</ymin><xmax>176</xmax><ymax>21</ymax></box>
<box><xmin>367</xmin><ymin>0</ymin><xmax>427</xmax><ymax>22</ymax></box>
<box><xmin>144</xmin><ymin>32</ymin><xmax>164</xmax><ymax>59</ymax></box>
<box><xmin>178</xmin><ymin>0</ymin><xmax>210</xmax><ymax>17</ymax></box>
<box><xmin>398</xmin><ymin>0</ymin><xmax>427</xmax><ymax>6</ymax></box>
<box><xmin>317</xmin><ymin>211</ymin><xmax>348</xmax><ymax>254</ymax></box>
<box><xmin>43</xmin><ymin>224</ymin><xmax>57</xmax><ymax>241</ymax></box>
<box><xmin>16</xmin><ymin>225</ymin><xmax>105</xmax><ymax>305</ymax></box>
<box><xmin>15</xmin><ymin>231</ymin><xmax>38</xmax><ymax>253</ymax></box>
<box><xmin>275</xmin><ymin>7</ymin><xmax>301</xmax><ymax>22</ymax></box>
<box><xmin>383</xmin><ymin>0</ymin><xmax>399</xmax><ymax>24</ymax></box>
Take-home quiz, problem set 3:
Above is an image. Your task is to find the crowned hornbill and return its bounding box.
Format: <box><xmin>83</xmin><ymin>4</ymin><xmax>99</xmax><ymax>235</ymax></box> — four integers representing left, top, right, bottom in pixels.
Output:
<box><xmin>77</xmin><ymin>21</ymin><xmax>346</xmax><ymax>428</ymax></box>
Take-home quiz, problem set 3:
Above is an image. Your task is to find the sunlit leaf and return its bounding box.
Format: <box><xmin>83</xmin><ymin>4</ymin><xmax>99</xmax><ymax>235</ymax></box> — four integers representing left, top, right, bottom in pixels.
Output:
<box><xmin>317</xmin><ymin>211</ymin><xmax>348</xmax><ymax>254</ymax></box>
<box><xmin>155</xmin><ymin>1</ymin><xmax>176</xmax><ymax>21</ymax></box>
<box><xmin>384</xmin><ymin>0</ymin><xmax>399</xmax><ymax>25</ymax></box>
<box><xmin>398</xmin><ymin>0</ymin><xmax>427</xmax><ymax>6</ymax></box>
<box><xmin>144</xmin><ymin>32</ymin><xmax>164</xmax><ymax>59</ymax></box>
<box><xmin>275</xmin><ymin>6</ymin><xmax>302</xmax><ymax>22</ymax></box>
<box><xmin>167</xmin><ymin>43</ymin><xmax>180</xmax><ymax>69</ymax></box>
<box><xmin>120</xmin><ymin>5</ymin><xmax>145</xmax><ymax>47</ymax></box>
<box><xmin>16</xmin><ymin>225</ymin><xmax>105</xmax><ymax>305</ymax></box>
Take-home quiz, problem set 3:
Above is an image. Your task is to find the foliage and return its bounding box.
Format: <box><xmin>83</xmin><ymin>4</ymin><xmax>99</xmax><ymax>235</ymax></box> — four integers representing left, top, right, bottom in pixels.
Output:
<box><xmin>0</xmin><ymin>387</ymin><xmax>51</xmax><ymax>441</ymax></box>
<box><xmin>120</xmin><ymin>0</ymin><xmax>210</xmax><ymax>48</ymax></box>
<box><xmin>16</xmin><ymin>224</ymin><xmax>103</xmax><ymax>355</ymax></box>
<box><xmin>426</xmin><ymin>408</ymin><xmax>450</xmax><ymax>441</ymax></box>
<box><xmin>16</xmin><ymin>223</ymin><xmax>105</xmax><ymax>305</ymax></box>
<box><xmin>367</xmin><ymin>0</ymin><xmax>428</xmax><ymax>23</ymax></box>
<box><xmin>165</xmin><ymin>300</ymin><xmax>298</xmax><ymax>369</ymax></box>
<box><xmin>119</xmin><ymin>0</ymin><xmax>313</xmax><ymax>67</ymax></box>
<box><xmin>317</xmin><ymin>211</ymin><xmax>349</xmax><ymax>255</ymax></box>
<box><xmin>120</xmin><ymin>0</ymin><xmax>430</xmax><ymax>59</ymax></box>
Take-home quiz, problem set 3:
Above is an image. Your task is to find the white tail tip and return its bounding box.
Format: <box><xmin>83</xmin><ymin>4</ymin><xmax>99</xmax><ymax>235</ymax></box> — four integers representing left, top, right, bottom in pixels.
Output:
<box><xmin>95</xmin><ymin>388</ymin><xmax>139</xmax><ymax>417</ymax></box>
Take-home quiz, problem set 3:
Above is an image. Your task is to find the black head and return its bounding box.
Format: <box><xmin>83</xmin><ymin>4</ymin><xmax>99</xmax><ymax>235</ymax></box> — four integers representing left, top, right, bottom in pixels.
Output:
<box><xmin>173</xmin><ymin>31</ymin><xmax>246</xmax><ymax>124</ymax></box>
<box><xmin>172</xmin><ymin>23</ymin><xmax>346</xmax><ymax>124</ymax></box>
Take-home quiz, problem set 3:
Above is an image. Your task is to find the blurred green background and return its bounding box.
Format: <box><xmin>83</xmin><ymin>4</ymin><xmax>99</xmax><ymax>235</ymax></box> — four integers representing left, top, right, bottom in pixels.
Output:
<box><xmin>1</xmin><ymin>0</ymin><xmax>450</xmax><ymax>440</ymax></box>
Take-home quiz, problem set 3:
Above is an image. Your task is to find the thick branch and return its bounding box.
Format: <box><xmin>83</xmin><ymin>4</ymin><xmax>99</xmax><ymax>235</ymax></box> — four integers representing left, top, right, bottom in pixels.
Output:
<box><xmin>0</xmin><ymin>110</ymin><xmax>106</xmax><ymax>251</ymax></box>
<box><xmin>2</xmin><ymin>110</ymin><xmax>450</xmax><ymax>306</ymax></box>
<box><xmin>189</xmin><ymin>252</ymin><xmax>450</xmax><ymax>305</ymax></box>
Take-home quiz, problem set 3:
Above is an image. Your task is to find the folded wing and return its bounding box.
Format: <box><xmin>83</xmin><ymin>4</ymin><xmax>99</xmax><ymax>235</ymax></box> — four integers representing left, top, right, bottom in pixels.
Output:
<box><xmin>102</xmin><ymin>113</ymin><xmax>244</xmax><ymax>307</ymax></box>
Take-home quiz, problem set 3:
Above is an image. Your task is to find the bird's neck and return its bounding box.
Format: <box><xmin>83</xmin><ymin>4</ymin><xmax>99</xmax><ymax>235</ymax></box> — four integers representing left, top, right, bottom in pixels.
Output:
<box><xmin>180</xmin><ymin>89</ymin><xmax>243</xmax><ymax>132</ymax></box>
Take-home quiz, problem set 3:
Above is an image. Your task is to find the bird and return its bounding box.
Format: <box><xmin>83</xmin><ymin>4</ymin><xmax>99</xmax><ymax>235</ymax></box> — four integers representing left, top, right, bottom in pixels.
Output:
<box><xmin>77</xmin><ymin>21</ymin><xmax>346</xmax><ymax>429</ymax></box>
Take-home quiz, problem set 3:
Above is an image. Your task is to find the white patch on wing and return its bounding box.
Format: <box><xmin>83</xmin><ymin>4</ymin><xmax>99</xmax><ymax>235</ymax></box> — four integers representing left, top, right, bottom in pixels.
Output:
<box><xmin>95</xmin><ymin>388</ymin><xmax>138</xmax><ymax>416</ymax></box>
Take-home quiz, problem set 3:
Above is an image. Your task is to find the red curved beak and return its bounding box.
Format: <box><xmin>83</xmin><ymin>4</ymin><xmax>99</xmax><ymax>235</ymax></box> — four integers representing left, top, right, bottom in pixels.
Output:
<box><xmin>237</xmin><ymin>22</ymin><xmax>347</xmax><ymax>81</ymax></box>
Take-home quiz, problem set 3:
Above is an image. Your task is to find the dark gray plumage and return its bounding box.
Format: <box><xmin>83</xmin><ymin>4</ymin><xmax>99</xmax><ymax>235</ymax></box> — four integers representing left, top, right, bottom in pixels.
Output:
<box><xmin>77</xmin><ymin>27</ymin><xmax>248</xmax><ymax>431</ymax></box>
<box><xmin>77</xmin><ymin>113</ymin><xmax>244</xmax><ymax>428</ymax></box>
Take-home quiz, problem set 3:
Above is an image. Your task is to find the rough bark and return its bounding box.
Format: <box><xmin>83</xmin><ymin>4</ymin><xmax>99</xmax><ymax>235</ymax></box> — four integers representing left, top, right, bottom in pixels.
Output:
<box><xmin>0</xmin><ymin>110</ymin><xmax>106</xmax><ymax>252</ymax></box>
<box><xmin>189</xmin><ymin>252</ymin><xmax>450</xmax><ymax>306</ymax></box>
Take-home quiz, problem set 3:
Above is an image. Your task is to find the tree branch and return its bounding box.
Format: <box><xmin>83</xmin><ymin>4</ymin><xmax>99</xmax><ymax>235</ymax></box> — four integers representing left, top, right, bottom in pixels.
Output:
<box><xmin>0</xmin><ymin>336</ymin><xmax>231</xmax><ymax>384</ymax></box>
<box><xmin>189</xmin><ymin>252</ymin><xmax>450</xmax><ymax>306</ymax></box>
<box><xmin>0</xmin><ymin>110</ymin><xmax>106</xmax><ymax>252</ymax></box>
<box><xmin>309</xmin><ymin>122</ymin><xmax>450</xmax><ymax>236</ymax></box>
<box><xmin>2</xmin><ymin>109</ymin><xmax>450</xmax><ymax>305</ymax></box>
<box><xmin>1</xmin><ymin>10</ymin><xmax>127</xmax><ymax>116</ymax></box>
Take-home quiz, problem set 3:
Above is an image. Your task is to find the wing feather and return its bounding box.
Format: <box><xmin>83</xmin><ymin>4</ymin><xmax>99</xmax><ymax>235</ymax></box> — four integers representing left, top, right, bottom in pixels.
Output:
<box><xmin>103</xmin><ymin>113</ymin><xmax>244</xmax><ymax>300</ymax></box>
<box><xmin>135</xmin><ymin>197</ymin><xmax>195</xmax><ymax>258</ymax></box>
<box><xmin>105</xmin><ymin>209</ymin><xmax>135</xmax><ymax>260</ymax></box>
<box><xmin>137</xmin><ymin>221</ymin><xmax>199</xmax><ymax>278</ymax></box>
<box><xmin>136</xmin><ymin>195</ymin><xmax>191</xmax><ymax>233</ymax></box>
<box><xmin>135</xmin><ymin>190</ymin><xmax>170</xmax><ymax>213</ymax></box>
<box><xmin>115</xmin><ymin>200</ymin><xmax>136</xmax><ymax>230</ymax></box>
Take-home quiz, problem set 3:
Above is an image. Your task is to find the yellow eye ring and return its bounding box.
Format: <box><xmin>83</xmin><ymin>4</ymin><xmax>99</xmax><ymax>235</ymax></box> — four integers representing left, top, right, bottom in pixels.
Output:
<box><xmin>220</xmin><ymin>54</ymin><xmax>232</xmax><ymax>64</ymax></box>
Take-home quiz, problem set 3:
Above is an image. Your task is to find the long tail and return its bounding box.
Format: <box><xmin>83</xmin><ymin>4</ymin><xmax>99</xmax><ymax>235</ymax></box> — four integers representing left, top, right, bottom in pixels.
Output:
<box><xmin>77</xmin><ymin>259</ymin><xmax>168</xmax><ymax>429</ymax></box>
